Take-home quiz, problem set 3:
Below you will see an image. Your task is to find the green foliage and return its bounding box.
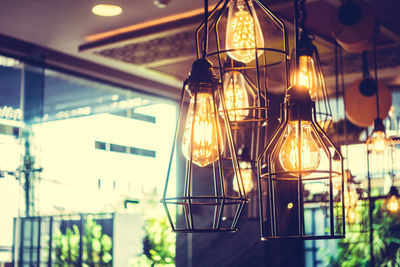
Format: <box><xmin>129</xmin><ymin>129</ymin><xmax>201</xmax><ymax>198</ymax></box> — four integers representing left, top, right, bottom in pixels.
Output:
<box><xmin>130</xmin><ymin>188</ymin><xmax>176</xmax><ymax>267</ymax></box>
<box><xmin>53</xmin><ymin>217</ymin><xmax>113</xmax><ymax>267</ymax></box>
<box><xmin>321</xmin><ymin>200</ymin><xmax>400</xmax><ymax>267</ymax></box>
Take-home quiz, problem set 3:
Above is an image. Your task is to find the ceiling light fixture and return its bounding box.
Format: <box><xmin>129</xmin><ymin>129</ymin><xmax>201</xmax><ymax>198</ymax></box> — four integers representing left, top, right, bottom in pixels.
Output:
<box><xmin>195</xmin><ymin>0</ymin><xmax>288</xmax><ymax>219</ymax></box>
<box><xmin>289</xmin><ymin>0</ymin><xmax>332</xmax><ymax>130</ymax></box>
<box><xmin>162</xmin><ymin>0</ymin><xmax>247</xmax><ymax>233</ymax></box>
<box><xmin>364</xmin><ymin>47</ymin><xmax>389</xmax><ymax>154</ymax></box>
<box><xmin>92</xmin><ymin>4</ymin><xmax>123</xmax><ymax>17</ymax></box>
<box><xmin>257</xmin><ymin>0</ymin><xmax>344</xmax><ymax>240</ymax></box>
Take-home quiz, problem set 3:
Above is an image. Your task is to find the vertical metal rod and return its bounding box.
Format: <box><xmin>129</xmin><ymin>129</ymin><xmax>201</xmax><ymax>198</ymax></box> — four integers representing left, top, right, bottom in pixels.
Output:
<box><xmin>37</xmin><ymin>217</ymin><xmax>41</xmax><ymax>266</ymax></box>
<box><xmin>366</xmin><ymin>128</ymin><xmax>375</xmax><ymax>267</ymax></box>
<box><xmin>79</xmin><ymin>215</ymin><xmax>84</xmax><ymax>267</ymax></box>
<box><xmin>12</xmin><ymin>218</ymin><xmax>16</xmax><ymax>266</ymax></box>
<box><xmin>48</xmin><ymin>216</ymin><xmax>53</xmax><ymax>267</ymax></box>
<box><xmin>29</xmin><ymin>216</ymin><xmax>33</xmax><ymax>265</ymax></box>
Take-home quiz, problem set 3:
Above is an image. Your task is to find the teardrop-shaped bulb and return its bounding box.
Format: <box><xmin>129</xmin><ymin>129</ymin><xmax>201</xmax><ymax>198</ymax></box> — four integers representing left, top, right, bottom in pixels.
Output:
<box><xmin>291</xmin><ymin>55</ymin><xmax>318</xmax><ymax>100</ymax></box>
<box><xmin>226</xmin><ymin>0</ymin><xmax>264</xmax><ymax>63</ymax></box>
<box><xmin>222</xmin><ymin>71</ymin><xmax>250</xmax><ymax>121</ymax></box>
<box><xmin>278</xmin><ymin>122</ymin><xmax>321</xmax><ymax>174</ymax></box>
<box><xmin>233</xmin><ymin>161</ymin><xmax>254</xmax><ymax>194</ymax></box>
<box><xmin>182</xmin><ymin>93</ymin><xmax>224</xmax><ymax>167</ymax></box>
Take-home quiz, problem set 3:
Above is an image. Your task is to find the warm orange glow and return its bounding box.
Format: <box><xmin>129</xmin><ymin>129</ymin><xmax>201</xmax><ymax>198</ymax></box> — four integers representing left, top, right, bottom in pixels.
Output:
<box><xmin>347</xmin><ymin>208</ymin><xmax>356</xmax><ymax>224</ymax></box>
<box><xmin>222</xmin><ymin>71</ymin><xmax>250</xmax><ymax>121</ymax></box>
<box><xmin>279</xmin><ymin>122</ymin><xmax>321</xmax><ymax>173</ymax></box>
<box><xmin>292</xmin><ymin>55</ymin><xmax>318</xmax><ymax>100</ymax></box>
<box><xmin>182</xmin><ymin>93</ymin><xmax>223</xmax><ymax>167</ymax></box>
<box><xmin>226</xmin><ymin>0</ymin><xmax>264</xmax><ymax>63</ymax></box>
<box><xmin>233</xmin><ymin>161</ymin><xmax>254</xmax><ymax>194</ymax></box>
<box><xmin>91</xmin><ymin>4</ymin><xmax>122</xmax><ymax>17</ymax></box>
<box><xmin>386</xmin><ymin>195</ymin><xmax>400</xmax><ymax>213</ymax></box>
<box><xmin>368</xmin><ymin>130</ymin><xmax>388</xmax><ymax>154</ymax></box>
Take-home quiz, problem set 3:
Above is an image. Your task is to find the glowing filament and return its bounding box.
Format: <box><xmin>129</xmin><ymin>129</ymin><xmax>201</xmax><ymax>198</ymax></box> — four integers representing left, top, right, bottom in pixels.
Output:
<box><xmin>233</xmin><ymin>161</ymin><xmax>254</xmax><ymax>194</ymax></box>
<box><xmin>294</xmin><ymin>55</ymin><xmax>318</xmax><ymax>100</ymax></box>
<box><xmin>226</xmin><ymin>0</ymin><xmax>264</xmax><ymax>63</ymax></box>
<box><xmin>223</xmin><ymin>71</ymin><xmax>250</xmax><ymax>121</ymax></box>
<box><xmin>182</xmin><ymin>93</ymin><xmax>223</xmax><ymax>167</ymax></box>
<box><xmin>279</xmin><ymin>122</ymin><xmax>321</xmax><ymax>173</ymax></box>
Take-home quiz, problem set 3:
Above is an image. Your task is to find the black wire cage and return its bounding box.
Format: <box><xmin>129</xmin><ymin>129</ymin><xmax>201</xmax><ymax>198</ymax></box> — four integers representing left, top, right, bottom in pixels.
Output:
<box><xmin>257</xmin><ymin>85</ymin><xmax>345</xmax><ymax>240</ymax></box>
<box><xmin>162</xmin><ymin>58</ymin><xmax>248</xmax><ymax>233</ymax></box>
<box><xmin>195</xmin><ymin>0</ymin><xmax>289</xmax><ymax>217</ymax></box>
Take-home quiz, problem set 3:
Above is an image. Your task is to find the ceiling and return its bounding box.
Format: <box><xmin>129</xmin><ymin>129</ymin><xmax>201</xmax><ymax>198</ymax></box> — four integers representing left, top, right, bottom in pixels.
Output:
<box><xmin>0</xmin><ymin>0</ymin><xmax>399</xmax><ymax>99</ymax></box>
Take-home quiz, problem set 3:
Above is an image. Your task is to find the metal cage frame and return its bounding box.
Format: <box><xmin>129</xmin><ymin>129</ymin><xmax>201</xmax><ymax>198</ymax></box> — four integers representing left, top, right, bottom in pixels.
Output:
<box><xmin>161</xmin><ymin>59</ymin><xmax>248</xmax><ymax>233</ymax></box>
<box><xmin>194</xmin><ymin>0</ymin><xmax>290</xmax><ymax>216</ymax></box>
<box><xmin>257</xmin><ymin>85</ymin><xmax>345</xmax><ymax>240</ymax></box>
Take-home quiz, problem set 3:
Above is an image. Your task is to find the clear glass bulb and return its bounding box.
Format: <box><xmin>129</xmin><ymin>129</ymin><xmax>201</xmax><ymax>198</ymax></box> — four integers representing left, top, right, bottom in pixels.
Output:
<box><xmin>182</xmin><ymin>93</ymin><xmax>223</xmax><ymax>167</ymax></box>
<box><xmin>279</xmin><ymin>122</ymin><xmax>321</xmax><ymax>174</ymax></box>
<box><xmin>368</xmin><ymin>130</ymin><xmax>387</xmax><ymax>154</ymax></box>
<box><xmin>222</xmin><ymin>71</ymin><xmax>250</xmax><ymax>121</ymax></box>
<box><xmin>233</xmin><ymin>161</ymin><xmax>254</xmax><ymax>194</ymax></box>
<box><xmin>292</xmin><ymin>55</ymin><xmax>318</xmax><ymax>100</ymax></box>
<box><xmin>386</xmin><ymin>195</ymin><xmax>400</xmax><ymax>213</ymax></box>
<box><xmin>226</xmin><ymin>0</ymin><xmax>264</xmax><ymax>63</ymax></box>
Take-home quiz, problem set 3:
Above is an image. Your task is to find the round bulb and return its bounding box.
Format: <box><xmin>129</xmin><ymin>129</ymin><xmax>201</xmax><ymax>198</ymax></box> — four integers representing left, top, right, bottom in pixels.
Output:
<box><xmin>225</xmin><ymin>0</ymin><xmax>264</xmax><ymax>63</ymax></box>
<box><xmin>222</xmin><ymin>71</ymin><xmax>250</xmax><ymax>121</ymax></box>
<box><xmin>386</xmin><ymin>195</ymin><xmax>400</xmax><ymax>213</ymax></box>
<box><xmin>182</xmin><ymin>93</ymin><xmax>223</xmax><ymax>167</ymax></box>
<box><xmin>279</xmin><ymin>122</ymin><xmax>321</xmax><ymax>174</ymax></box>
<box><xmin>233</xmin><ymin>161</ymin><xmax>254</xmax><ymax>194</ymax></box>
<box><xmin>368</xmin><ymin>130</ymin><xmax>387</xmax><ymax>154</ymax></box>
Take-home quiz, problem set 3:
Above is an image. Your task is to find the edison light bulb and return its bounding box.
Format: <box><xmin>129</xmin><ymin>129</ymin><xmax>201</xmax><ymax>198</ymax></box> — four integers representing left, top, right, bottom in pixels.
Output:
<box><xmin>279</xmin><ymin>122</ymin><xmax>321</xmax><ymax>173</ymax></box>
<box><xmin>347</xmin><ymin>208</ymin><xmax>356</xmax><ymax>224</ymax></box>
<box><xmin>233</xmin><ymin>161</ymin><xmax>254</xmax><ymax>194</ymax></box>
<box><xmin>222</xmin><ymin>71</ymin><xmax>250</xmax><ymax>121</ymax></box>
<box><xmin>226</xmin><ymin>0</ymin><xmax>264</xmax><ymax>63</ymax></box>
<box><xmin>368</xmin><ymin>131</ymin><xmax>387</xmax><ymax>154</ymax></box>
<box><xmin>293</xmin><ymin>55</ymin><xmax>318</xmax><ymax>100</ymax></box>
<box><xmin>182</xmin><ymin>93</ymin><xmax>223</xmax><ymax>167</ymax></box>
<box><xmin>386</xmin><ymin>195</ymin><xmax>400</xmax><ymax>213</ymax></box>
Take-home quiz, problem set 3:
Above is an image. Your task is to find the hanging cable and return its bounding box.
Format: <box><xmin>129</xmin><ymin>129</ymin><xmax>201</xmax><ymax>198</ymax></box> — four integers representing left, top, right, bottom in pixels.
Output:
<box><xmin>202</xmin><ymin>0</ymin><xmax>209</xmax><ymax>59</ymax></box>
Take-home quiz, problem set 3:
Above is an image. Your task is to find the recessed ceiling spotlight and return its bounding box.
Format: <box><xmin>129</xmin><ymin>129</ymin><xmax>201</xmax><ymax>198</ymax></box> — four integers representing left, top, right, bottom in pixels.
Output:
<box><xmin>92</xmin><ymin>4</ymin><xmax>123</xmax><ymax>16</ymax></box>
<box><xmin>153</xmin><ymin>0</ymin><xmax>170</xmax><ymax>8</ymax></box>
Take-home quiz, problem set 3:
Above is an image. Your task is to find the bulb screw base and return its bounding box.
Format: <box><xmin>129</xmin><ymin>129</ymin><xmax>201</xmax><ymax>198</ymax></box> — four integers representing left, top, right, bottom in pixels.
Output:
<box><xmin>286</xmin><ymin>85</ymin><xmax>313</xmax><ymax>121</ymax></box>
<box><xmin>186</xmin><ymin>59</ymin><xmax>220</xmax><ymax>95</ymax></box>
<box><xmin>373</xmin><ymin>118</ymin><xmax>385</xmax><ymax>133</ymax></box>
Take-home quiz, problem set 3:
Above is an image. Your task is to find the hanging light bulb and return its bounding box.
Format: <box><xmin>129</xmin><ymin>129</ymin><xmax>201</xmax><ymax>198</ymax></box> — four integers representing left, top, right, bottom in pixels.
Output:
<box><xmin>226</xmin><ymin>0</ymin><xmax>264</xmax><ymax>63</ymax></box>
<box><xmin>346</xmin><ymin>207</ymin><xmax>356</xmax><ymax>224</ymax></box>
<box><xmin>182</xmin><ymin>92</ymin><xmax>223</xmax><ymax>167</ymax></box>
<box><xmin>385</xmin><ymin>186</ymin><xmax>400</xmax><ymax>213</ymax></box>
<box><xmin>292</xmin><ymin>55</ymin><xmax>318</xmax><ymax>100</ymax></box>
<box><xmin>222</xmin><ymin>68</ymin><xmax>257</xmax><ymax>121</ymax></box>
<box><xmin>279</xmin><ymin>121</ymin><xmax>321</xmax><ymax>173</ymax></box>
<box><xmin>233</xmin><ymin>161</ymin><xmax>254</xmax><ymax>194</ymax></box>
<box><xmin>367</xmin><ymin>118</ymin><xmax>389</xmax><ymax>154</ymax></box>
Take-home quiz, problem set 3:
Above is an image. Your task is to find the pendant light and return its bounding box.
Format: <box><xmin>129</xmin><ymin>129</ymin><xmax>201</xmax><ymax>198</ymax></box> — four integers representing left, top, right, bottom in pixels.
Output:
<box><xmin>364</xmin><ymin>47</ymin><xmax>389</xmax><ymax>154</ymax></box>
<box><xmin>257</xmin><ymin>0</ymin><xmax>344</xmax><ymax>240</ymax></box>
<box><xmin>195</xmin><ymin>0</ymin><xmax>289</xmax><ymax>219</ymax></box>
<box><xmin>162</xmin><ymin>0</ymin><xmax>247</xmax><ymax>233</ymax></box>
<box><xmin>289</xmin><ymin>0</ymin><xmax>332</xmax><ymax>131</ymax></box>
<box><xmin>385</xmin><ymin>138</ymin><xmax>400</xmax><ymax>213</ymax></box>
